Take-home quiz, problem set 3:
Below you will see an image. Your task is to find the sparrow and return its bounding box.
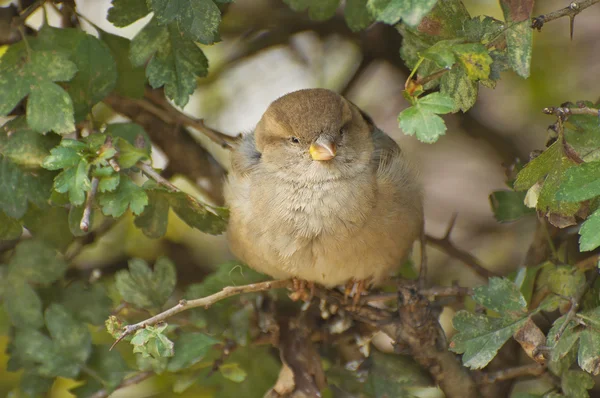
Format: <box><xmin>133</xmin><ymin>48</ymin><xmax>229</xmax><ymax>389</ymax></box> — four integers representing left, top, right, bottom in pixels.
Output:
<box><xmin>224</xmin><ymin>88</ymin><xmax>423</xmax><ymax>293</ymax></box>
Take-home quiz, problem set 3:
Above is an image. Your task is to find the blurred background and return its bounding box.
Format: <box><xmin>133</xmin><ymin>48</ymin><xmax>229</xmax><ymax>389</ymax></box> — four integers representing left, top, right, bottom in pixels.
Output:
<box><xmin>1</xmin><ymin>0</ymin><xmax>600</xmax><ymax>396</ymax></box>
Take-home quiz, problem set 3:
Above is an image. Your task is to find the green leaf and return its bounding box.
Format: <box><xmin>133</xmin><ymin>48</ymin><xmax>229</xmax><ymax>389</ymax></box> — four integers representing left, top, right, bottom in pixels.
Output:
<box><xmin>578</xmin><ymin>328</ymin><xmax>600</xmax><ymax>375</ymax></box>
<box><xmin>115</xmin><ymin>137</ymin><xmax>149</xmax><ymax>169</ymax></box>
<box><xmin>98</xmin><ymin>175</ymin><xmax>148</xmax><ymax>217</ymax></box>
<box><xmin>0</xmin><ymin>42</ymin><xmax>77</xmax><ymax>132</ymax></box>
<box><xmin>547</xmin><ymin>315</ymin><xmax>580</xmax><ymax>363</ymax></box>
<box><xmin>450</xmin><ymin>311</ymin><xmax>528</xmax><ymax>369</ymax></box>
<box><xmin>42</xmin><ymin>146</ymin><xmax>81</xmax><ymax>170</ymax></box>
<box><xmin>97</xmin><ymin>169</ymin><xmax>120</xmax><ymax>193</ymax></box>
<box><xmin>130</xmin><ymin>19</ymin><xmax>209</xmax><ymax>107</ymax></box>
<box><xmin>344</xmin><ymin>0</ymin><xmax>374</xmax><ymax>31</ymax></box>
<box><xmin>20</xmin><ymin>371</ymin><xmax>54</xmax><ymax>397</ymax></box>
<box><xmin>398</xmin><ymin>105</ymin><xmax>447</xmax><ymax>143</ymax></box>
<box><xmin>105</xmin><ymin>123</ymin><xmax>151</xmax><ymax>153</ymax></box>
<box><xmin>537</xmin><ymin>156</ymin><xmax>580</xmax><ymax>217</ymax></box>
<box><xmin>0</xmin><ymin>210</ymin><xmax>22</xmax><ymax>240</ymax></box>
<box><xmin>115</xmin><ymin>257</ymin><xmax>176</xmax><ymax>309</ymax></box>
<box><xmin>452</xmin><ymin>43</ymin><xmax>492</xmax><ymax>81</ymax></box>
<box><xmin>107</xmin><ymin>0</ymin><xmax>150</xmax><ymax>27</ymax></box>
<box><xmin>131</xmin><ymin>324</ymin><xmax>175</xmax><ymax>358</ymax></box>
<box><xmin>0</xmin><ymin>155</ymin><xmax>53</xmax><ymax>218</ymax></box>
<box><xmin>3</xmin><ymin>279</ymin><xmax>44</xmax><ymax>329</ymax></box>
<box><xmin>364</xmin><ymin>350</ymin><xmax>432</xmax><ymax>396</ymax></box>
<box><xmin>462</xmin><ymin>16</ymin><xmax>504</xmax><ymax>44</ymax></box>
<box><xmin>421</xmin><ymin>39</ymin><xmax>462</xmax><ymax>68</ymax></box>
<box><xmin>556</xmin><ymin>161</ymin><xmax>600</xmax><ymax>202</ymax></box>
<box><xmin>440</xmin><ymin>65</ymin><xmax>478</xmax><ymax>112</ymax></box>
<box><xmin>561</xmin><ymin>370</ymin><xmax>594</xmax><ymax>398</ymax></box>
<box><xmin>21</xmin><ymin>205</ymin><xmax>74</xmax><ymax>252</ymax></box>
<box><xmin>0</xmin><ymin>117</ymin><xmax>61</xmax><ymax>168</ymax></box>
<box><xmin>53</xmin><ymin>158</ymin><xmax>91</xmax><ymax>206</ymax></box>
<box><xmin>504</xmin><ymin>20</ymin><xmax>532</xmax><ymax>78</ymax></box>
<box><xmin>8</xmin><ymin>239</ymin><xmax>67</xmax><ymax>284</ymax></box>
<box><xmin>169</xmin><ymin>191</ymin><xmax>228</xmax><ymax>235</ymax></box>
<box><xmin>102</xmin><ymin>32</ymin><xmax>146</xmax><ymax>99</ymax></box>
<box><xmin>489</xmin><ymin>190</ymin><xmax>534</xmax><ymax>222</ymax></box>
<box><xmin>45</xmin><ymin>304</ymin><xmax>92</xmax><ymax>364</ymax></box>
<box><xmin>580</xmin><ymin>208</ymin><xmax>600</xmax><ymax>252</ymax></box>
<box><xmin>60</xmin><ymin>282</ymin><xmax>112</xmax><ymax>325</ymax></box>
<box><xmin>134</xmin><ymin>188</ymin><xmax>171</xmax><ymax>238</ymax></box>
<box><xmin>27</xmin><ymin>82</ymin><xmax>75</xmax><ymax>135</ymax></box>
<box><xmin>168</xmin><ymin>332</ymin><xmax>220</xmax><ymax>371</ymax></box>
<box><xmin>70</xmin><ymin>346</ymin><xmax>130</xmax><ymax>397</ymax></box>
<box><xmin>284</xmin><ymin>0</ymin><xmax>340</xmax><ymax>21</ymax></box>
<box><xmin>35</xmin><ymin>27</ymin><xmax>117</xmax><ymax>121</ymax></box>
<box><xmin>150</xmin><ymin>0</ymin><xmax>221</xmax><ymax>44</ymax></box>
<box><xmin>367</xmin><ymin>0</ymin><xmax>438</xmax><ymax>27</ymax></box>
<box><xmin>515</xmin><ymin>143</ymin><xmax>558</xmax><ymax>190</ymax></box>
<box><xmin>418</xmin><ymin>92</ymin><xmax>455</xmax><ymax>113</ymax></box>
<box><xmin>472</xmin><ymin>277</ymin><xmax>527</xmax><ymax>316</ymax></box>
<box><xmin>220</xmin><ymin>363</ymin><xmax>248</xmax><ymax>383</ymax></box>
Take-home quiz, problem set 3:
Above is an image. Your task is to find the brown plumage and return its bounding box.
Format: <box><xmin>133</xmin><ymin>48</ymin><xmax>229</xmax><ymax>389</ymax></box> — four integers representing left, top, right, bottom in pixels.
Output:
<box><xmin>224</xmin><ymin>88</ymin><xmax>423</xmax><ymax>288</ymax></box>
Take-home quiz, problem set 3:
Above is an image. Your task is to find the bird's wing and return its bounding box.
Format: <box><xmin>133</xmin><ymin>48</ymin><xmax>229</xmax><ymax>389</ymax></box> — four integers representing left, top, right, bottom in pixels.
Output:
<box><xmin>371</xmin><ymin>127</ymin><xmax>402</xmax><ymax>176</ymax></box>
<box><xmin>231</xmin><ymin>132</ymin><xmax>261</xmax><ymax>176</ymax></box>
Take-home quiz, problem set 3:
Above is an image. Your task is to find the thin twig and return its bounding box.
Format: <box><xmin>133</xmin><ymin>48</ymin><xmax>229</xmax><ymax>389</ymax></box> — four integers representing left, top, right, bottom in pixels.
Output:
<box><xmin>80</xmin><ymin>177</ymin><xmax>99</xmax><ymax>232</ymax></box>
<box><xmin>14</xmin><ymin>0</ymin><xmax>45</xmax><ymax>26</ymax></box>
<box><xmin>110</xmin><ymin>279</ymin><xmax>293</xmax><ymax>349</ymax></box>
<box><xmin>544</xmin><ymin>106</ymin><xmax>600</xmax><ymax>117</ymax></box>
<box><xmin>137</xmin><ymin>162</ymin><xmax>179</xmax><ymax>192</ymax></box>
<box><xmin>89</xmin><ymin>371</ymin><xmax>154</xmax><ymax>398</ymax></box>
<box><xmin>478</xmin><ymin>363</ymin><xmax>546</xmax><ymax>384</ymax></box>
<box><xmin>143</xmin><ymin>89</ymin><xmax>236</xmax><ymax>150</ymax></box>
<box><xmin>553</xmin><ymin>272</ymin><xmax>598</xmax><ymax>342</ymax></box>
<box><xmin>414</xmin><ymin>68</ymin><xmax>450</xmax><ymax>87</ymax></box>
<box><xmin>531</xmin><ymin>0</ymin><xmax>600</xmax><ymax>38</ymax></box>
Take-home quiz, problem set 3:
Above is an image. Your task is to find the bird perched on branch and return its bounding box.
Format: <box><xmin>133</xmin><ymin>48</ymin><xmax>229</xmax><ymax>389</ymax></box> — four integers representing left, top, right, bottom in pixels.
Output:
<box><xmin>225</xmin><ymin>88</ymin><xmax>423</xmax><ymax>300</ymax></box>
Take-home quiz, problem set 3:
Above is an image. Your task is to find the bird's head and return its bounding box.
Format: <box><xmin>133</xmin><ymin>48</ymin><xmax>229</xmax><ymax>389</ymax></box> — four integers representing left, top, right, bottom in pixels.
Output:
<box><xmin>254</xmin><ymin>88</ymin><xmax>375</xmax><ymax>182</ymax></box>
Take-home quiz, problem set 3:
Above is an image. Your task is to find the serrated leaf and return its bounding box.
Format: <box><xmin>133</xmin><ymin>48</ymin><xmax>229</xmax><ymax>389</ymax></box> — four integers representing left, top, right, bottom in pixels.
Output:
<box><xmin>130</xmin><ymin>19</ymin><xmax>209</xmax><ymax>107</ymax></box>
<box><xmin>168</xmin><ymin>332</ymin><xmax>220</xmax><ymax>372</ymax></box>
<box><xmin>8</xmin><ymin>239</ymin><xmax>67</xmax><ymax>284</ymax></box>
<box><xmin>565</xmin><ymin>113</ymin><xmax>600</xmax><ymax>162</ymax></box>
<box><xmin>134</xmin><ymin>189</ymin><xmax>170</xmax><ymax>238</ymax></box>
<box><xmin>70</xmin><ymin>346</ymin><xmax>130</xmax><ymax>397</ymax></box>
<box><xmin>422</xmin><ymin>39</ymin><xmax>462</xmax><ymax>68</ymax></box>
<box><xmin>0</xmin><ymin>42</ymin><xmax>77</xmax><ymax>129</ymax></box>
<box><xmin>452</xmin><ymin>43</ymin><xmax>492</xmax><ymax>81</ymax></box>
<box><xmin>562</xmin><ymin>370</ymin><xmax>594</xmax><ymax>398</ymax></box>
<box><xmin>0</xmin><ymin>155</ymin><xmax>53</xmax><ymax>218</ymax></box>
<box><xmin>34</xmin><ymin>27</ymin><xmax>117</xmax><ymax>121</ymax></box>
<box><xmin>503</xmin><ymin>20</ymin><xmax>532</xmax><ymax>78</ymax></box>
<box><xmin>472</xmin><ymin>277</ymin><xmax>527</xmax><ymax>316</ymax></box>
<box><xmin>105</xmin><ymin>122</ymin><xmax>151</xmax><ymax>152</ymax></box>
<box><xmin>60</xmin><ymin>282</ymin><xmax>112</xmax><ymax>325</ymax></box>
<box><xmin>547</xmin><ymin>315</ymin><xmax>580</xmax><ymax>363</ymax></box>
<box><xmin>98</xmin><ymin>175</ymin><xmax>148</xmax><ymax>217</ymax></box>
<box><xmin>0</xmin><ymin>117</ymin><xmax>61</xmax><ymax>168</ymax></box>
<box><xmin>555</xmin><ymin>161</ymin><xmax>600</xmax><ymax>202</ymax></box>
<box><xmin>450</xmin><ymin>311</ymin><xmax>528</xmax><ymax>369</ymax></box>
<box><xmin>418</xmin><ymin>92</ymin><xmax>455</xmax><ymax>113</ymax></box>
<box><xmin>537</xmin><ymin>156</ymin><xmax>579</xmax><ymax>217</ymax></box>
<box><xmin>150</xmin><ymin>0</ymin><xmax>221</xmax><ymax>44</ymax></box>
<box><xmin>462</xmin><ymin>16</ymin><xmax>503</xmax><ymax>43</ymax></box>
<box><xmin>102</xmin><ymin>32</ymin><xmax>146</xmax><ymax>99</ymax></box>
<box><xmin>20</xmin><ymin>371</ymin><xmax>54</xmax><ymax>397</ymax></box>
<box><xmin>440</xmin><ymin>65</ymin><xmax>478</xmax><ymax>112</ymax></box>
<box><xmin>580</xmin><ymin>208</ymin><xmax>600</xmax><ymax>252</ymax></box>
<box><xmin>115</xmin><ymin>137</ymin><xmax>149</xmax><ymax>168</ymax></box>
<box><xmin>169</xmin><ymin>191</ymin><xmax>228</xmax><ymax>235</ymax></box>
<box><xmin>107</xmin><ymin>0</ymin><xmax>150</xmax><ymax>27</ymax></box>
<box><xmin>367</xmin><ymin>0</ymin><xmax>438</xmax><ymax>27</ymax></box>
<box><xmin>0</xmin><ymin>210</ymin><xmax>22</xmax><ymax>240</ymax></box>
<box><xmin>115</xmin><ymin>257</ymin><xmax>176</xmax><ymax>309</ymax></box>
<box><xmin>578</xmin><ymin>328</ymin><xmax>600</xmax><ymax>375</ymax></box>
<box><xmin>53</xmin><ymin>158</ymin><xmax>91</xmax><ymax>206</ymax></box>
<box><xmin>398</xmin><ymin>105</ymin><xmax>447</xmax><ymax>143</ymax></box>
<box><xmin>131</xmin><ymin>324</ymin><xmax>175</xmax><ymax>358</ymax></box>
<box><xmin>42</xmin><ymin>146</ymin><xmax>81</xmax><ymax>170</ymax></box>
<box><xmin>489</xmin><ymin>190</ymin><xmax>534</xmax><ymax>222</ymax></box>
<box><xmin>45</xmin><ymin>304</ymin><xmax>92</xmax><ymax>364</ymax></box>
<box><xmin>514</xmin><ymin>143</ymin><xmax>559</xmax><ymax>190</ymax></box>
<box><xmin>344</xmin><ymin>0</ymin><xmax>374</xmax><ymax>31</ymax></box>
<box><xmin>284</xmin><ymin>0</ymin><xmax>340</xmax><ymax>21</ymax></box>
<box><xmin>27</xmin><ymin>82</ymin><xmax>75</xmax><ymax>134</ymax></box>
<box><xmin>3</xmin><ymin>279</ymin><xmax>44</xmax><ymax>328</ymax></box>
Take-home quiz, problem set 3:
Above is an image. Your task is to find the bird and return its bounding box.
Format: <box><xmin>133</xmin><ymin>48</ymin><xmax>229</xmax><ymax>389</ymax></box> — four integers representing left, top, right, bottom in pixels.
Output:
<box><xmin>224</xmin><ymin>88</ymin><xmax>423</xmax><ymax>299</ymax></box>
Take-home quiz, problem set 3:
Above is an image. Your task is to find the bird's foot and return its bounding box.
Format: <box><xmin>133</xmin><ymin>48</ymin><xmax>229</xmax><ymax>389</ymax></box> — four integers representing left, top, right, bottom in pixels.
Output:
<box><xmin>289</xmin><ymin>278</ymin><xmax>315</xmax><ymax>302</ymax></box>
<box><xmin>344</xmin><ymin>279</ymin><xmax>369</xmax><ymax>309</ymax></box>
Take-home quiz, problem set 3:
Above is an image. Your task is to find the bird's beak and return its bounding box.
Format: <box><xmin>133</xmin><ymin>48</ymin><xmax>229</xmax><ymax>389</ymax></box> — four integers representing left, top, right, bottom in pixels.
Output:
<box><xmin>310</xmin><ymin>139</ymin><xmax>336</xmax><ymax>161</ymax></box>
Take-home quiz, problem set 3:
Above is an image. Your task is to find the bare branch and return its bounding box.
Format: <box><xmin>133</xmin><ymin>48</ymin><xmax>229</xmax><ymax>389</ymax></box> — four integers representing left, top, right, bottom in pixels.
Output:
<box><xmin>89</xmin><ymin>371</ymin><xmax>154</xmax><ymax>398</ymax></box>
<box><xmin>426</xmin><ymin>234</ymin><xmax>498</xmax><ymax>280</ymax></box>
<box><xmin>80</xmin><ymin>177</ymin><xmax>99</xmax><ymax>232</ymax></box>
<box><xmin>111</xmin><ymin>279</ymin><xmax>293</xmax><ymax>349</ymax></box>
<box><xmin>137</xmin><ymin>162</ymin><xmax>179</xmax><ymax>193</ymax></box>
<box><xmin>544</xmin><ymin>105</ymin><xmax>600</xmax><ymax>118</ymax></box>
<box><xmin>478</xmin><ymin>363</ymin><xmax>546</xmax><ymax>384</ymax></box>
<box><xmin>531</xmin><ymin>0</ymin><xmax>600</xmax><ymax>38</ymax></box>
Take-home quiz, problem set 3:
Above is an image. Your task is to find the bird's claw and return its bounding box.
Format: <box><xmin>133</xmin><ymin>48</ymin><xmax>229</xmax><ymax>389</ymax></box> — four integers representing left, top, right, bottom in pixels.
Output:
<box><xmin>344</xmin><ymin>279</ymin><xmax>368</xmax><ymax>310</ymax></box>
<box><xmin>289</xmin><ymin>278</ymin><xmax>315</xmax><ymax>302</ymax></box>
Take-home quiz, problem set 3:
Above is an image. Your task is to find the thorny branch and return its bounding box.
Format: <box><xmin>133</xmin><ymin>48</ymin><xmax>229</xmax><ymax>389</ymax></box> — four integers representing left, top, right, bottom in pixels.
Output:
<box><xmin>531</xmin><ymin>0</ymin><xmax>600</xmax><ymax>38</ymax></box>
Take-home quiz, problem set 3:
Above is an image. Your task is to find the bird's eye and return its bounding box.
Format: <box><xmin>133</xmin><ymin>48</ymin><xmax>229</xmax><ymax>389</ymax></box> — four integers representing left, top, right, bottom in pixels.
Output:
<box><xmin>290</xmin><ymin>137</ymin><xmax>300</xmax><ymax>144</ymax></box>
<box><xmin>339</xmin><ymin>128</ymin><xmax>345</xmax><ymax>136</ymax></box>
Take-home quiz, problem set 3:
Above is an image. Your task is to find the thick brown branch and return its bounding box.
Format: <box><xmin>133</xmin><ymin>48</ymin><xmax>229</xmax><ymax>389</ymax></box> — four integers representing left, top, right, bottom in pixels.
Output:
<box><xmin>89</xmin><ymin>371</ymin><xmax>154</xmax><ymax>398</ymax></box>
<box><xmin>478</xmin><ymin>363</ymin><xmax>546</xmax><ymax>384</ymax></box>
<box><xmin>426</xmin><ymin>234</ymin><xmax>498</xmax><ymax>279</ymax></box>
<box><xmin>111</xmin><ymin>279</ymin><xmax>292</xmax><ymax>349</ymax></box>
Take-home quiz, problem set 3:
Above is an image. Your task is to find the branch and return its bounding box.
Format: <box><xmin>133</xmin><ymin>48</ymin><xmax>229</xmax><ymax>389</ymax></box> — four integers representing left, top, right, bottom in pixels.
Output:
<box><xmin>531</xmin><ymin>0</ymin><xmax>600</xmax><ymax>38</ymax></box>
<box><xmin>478</xmin><ymin>363</ymin><xmax>546</xmax><ymax>384</ymax></box>
<box><xmin>89</xmin><ymin>371</ymin><xmax>154</xmax><ymax>398</ymax></box>
<box><xmin>544</xmin><ymin>105</ymin><xmax>600</xmax><ymax>117</ymax></box>
<box><xmin>137</xmin><ymin>162</ymin><xmax>179</xmax><ymax>193</ymax></box>
<box><xmin>79</xmin><ymin>177</ymin><xmax>98</xmax><ymax>232</ymax></box>
<box><xmin>111</xmin><ymin>279</ymin><xmax>292</xmax><ymax>349</ymax></box>
<box><xmin>553</xmin><ymin>271</ymin><xmax>598</xmax><ymax>343</ymax></box>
